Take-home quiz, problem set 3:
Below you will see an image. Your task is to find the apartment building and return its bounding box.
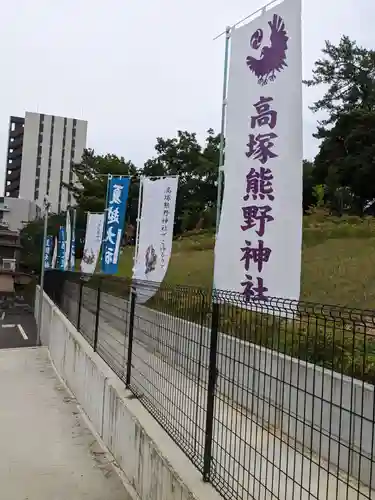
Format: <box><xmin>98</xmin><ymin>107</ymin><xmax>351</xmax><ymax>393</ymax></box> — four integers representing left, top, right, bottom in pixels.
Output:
<box><xmin>4</xmin><ymin>112</ymin><xmax>87</xmax><ymax>214</ymax></box>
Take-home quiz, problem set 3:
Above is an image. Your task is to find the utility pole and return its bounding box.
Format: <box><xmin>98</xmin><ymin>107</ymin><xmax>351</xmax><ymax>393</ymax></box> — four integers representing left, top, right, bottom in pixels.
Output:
<box><xmin>36</xmin><ymin>197</ymin><xmax>50</xmax><ymax>346</ymax></box>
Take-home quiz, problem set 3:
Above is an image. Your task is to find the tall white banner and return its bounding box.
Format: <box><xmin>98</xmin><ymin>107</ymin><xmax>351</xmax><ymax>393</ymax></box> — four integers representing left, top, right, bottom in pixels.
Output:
<box><xmin>214</xmin><ymin>0</ymin><xmax>302</xmax><ymax>302</ymax></box>
<box><xmin>80</xmin><ymin>213</ymin><xmax>105</xmax><ymax>274</ymax></box>
<box><xmin>133</xmin><ymin>177</ymin><xmax>178</xmax><ymax>302</ymax></box>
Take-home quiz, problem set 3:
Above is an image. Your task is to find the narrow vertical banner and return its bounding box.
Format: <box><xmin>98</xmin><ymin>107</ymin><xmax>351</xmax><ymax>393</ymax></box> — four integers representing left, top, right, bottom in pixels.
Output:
<box><xmin>81</xmin><ymin>213</ymin><xmax>105</xmax><ymax>274</ymax></box>
<box><xmin>101</xmin><ymin>177</ymin><xmax>130</xmax><ymax>274</ymax></box>
<box><xmin>58</xmin><ymin>226</ymin><xmax>66</xmax><ymax>271</ymax></box>
<box><xmin>70</xmin><ymin>210</ymin><xmax>76</xmax><ymax>271</ymax></box>
<box><xmin>51</xmin><ymin>236</ymin><xmax>58</xmax><ymax>269</ymax></box>
<box><xmin>64</xmin><ymin>210</ymin><xmax>71</xmax><ymax>271</ymax></box>
<box><xmin>44</xmin><ymin>236</ymin><xmax>53</xmax><ymax>270</ymax></box>
<box><xmin>70</xmin><ymin>230</ymin><xmax>76</xmax><ymax>271</ymax></box>
<box><xmin>133</xmin><ymin>177</ymin><xmax>178</xmax><ymax>303</ymax></box>
<box><xmin>214</xmin><ymin>0</ymin><xmax>302</xmax><ymax>302</ymax></box>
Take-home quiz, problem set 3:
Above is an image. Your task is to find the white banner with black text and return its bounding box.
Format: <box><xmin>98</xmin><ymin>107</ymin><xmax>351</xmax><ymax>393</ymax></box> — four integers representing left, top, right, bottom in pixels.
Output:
<box><xmin>214</xmin><ymin>0</ymin><xmax>302</xmax><ymax>303</ymax></box>
<box><xmin>80</xmin><ymin>213</ymin><xmax>105</xmax><ymax>274</ymax></box>
<box><xmin>133</xmin><ymin>177</ymin><xmax>178</xmax><ymax>303</ymax></box>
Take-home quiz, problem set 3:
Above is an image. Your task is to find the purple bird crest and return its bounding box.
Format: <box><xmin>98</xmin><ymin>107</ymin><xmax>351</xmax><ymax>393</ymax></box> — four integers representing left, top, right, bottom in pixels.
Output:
<box><xmin>246</xmin><ymin>14</ymin><xmax>288</xmax><ymax>86</ymax></box>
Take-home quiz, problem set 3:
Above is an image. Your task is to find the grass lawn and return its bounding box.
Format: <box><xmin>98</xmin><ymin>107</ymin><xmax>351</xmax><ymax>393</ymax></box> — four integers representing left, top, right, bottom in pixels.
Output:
<box><xmin>116</xmin><ymin>227</ymin><xmax>375</xmax><ymax>309</ymax></box>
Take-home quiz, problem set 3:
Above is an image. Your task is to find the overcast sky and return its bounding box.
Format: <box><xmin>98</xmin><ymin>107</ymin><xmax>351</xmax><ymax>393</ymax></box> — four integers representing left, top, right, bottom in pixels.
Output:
<box><xmin>0</xmin><ymin>0</ymin><xmax>371</xmax><ymax>194</ymax></box>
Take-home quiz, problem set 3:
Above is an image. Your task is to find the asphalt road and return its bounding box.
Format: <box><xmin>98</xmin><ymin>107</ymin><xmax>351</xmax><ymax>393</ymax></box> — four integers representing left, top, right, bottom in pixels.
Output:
<box><xmin>0</xmin><ymin>295</ymin><xmax>37</xmax><ymax>349</ymax></box>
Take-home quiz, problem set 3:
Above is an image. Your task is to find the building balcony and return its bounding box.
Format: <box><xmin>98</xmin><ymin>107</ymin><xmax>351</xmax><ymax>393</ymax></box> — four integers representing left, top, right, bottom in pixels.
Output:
<box><xmin>6</xmin><ymin>170</ymin><xmax>20</xmax><ymax>182</ymax></box>
<box><xmin>10</xmin><ymin>116</ymin><xmax>24</xmax><ymax>125</ymax></box>
<box><xmin>6</xmin><ymin>180</ymin><xmax>20</xmax><ymax>194</ymax></box>
<box><xmin>8</xmin><ymin>157</ymin><xmax>21</xmax><ymax>169</ymax></box>
<box><xmin>9</xmin><ymin>127</ymin><xmax>24</xmax><ymax>139</ymax></box>
<box><xmin>9</xmin><ymin>136</ymin><xmax>23</xmax><ymax>150</ymax></box>
<box><xmin>8</xmin><ymin>149</ymin><xmax>22</xmax><ymax>161</ymax></box>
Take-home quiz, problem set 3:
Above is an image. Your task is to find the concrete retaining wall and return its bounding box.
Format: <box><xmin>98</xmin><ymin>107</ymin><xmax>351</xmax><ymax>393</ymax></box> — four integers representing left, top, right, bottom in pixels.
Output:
<box><xmin>77</xmin><ymin>288</ymin><xmax>375</xmax><ymax>490</ymax></box>
<box><xmin>36</xmin><ymin>288</ymin><xmax>218</xmax><ymax>500</ymax></box>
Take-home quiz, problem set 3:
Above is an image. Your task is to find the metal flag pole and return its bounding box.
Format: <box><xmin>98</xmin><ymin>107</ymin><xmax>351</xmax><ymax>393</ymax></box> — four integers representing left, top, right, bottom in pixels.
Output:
<box><xmin>37</xmin><ymin>197</ymin><xmax>51</xmax><ymax>346</ymax></box>
<box><xmin>215</xmin><ymin>26</ymin><xmax>231</xmax><ymax>237</ymax></box>
<box><xmin>213</xmin><ymin>0</ymin><xmax>278</xmax><ymax>39</ymax></box>
<box><xmin>133</xmin><ymin>176</ymin><xmax>144</xmax><ymax>274</ymax></box>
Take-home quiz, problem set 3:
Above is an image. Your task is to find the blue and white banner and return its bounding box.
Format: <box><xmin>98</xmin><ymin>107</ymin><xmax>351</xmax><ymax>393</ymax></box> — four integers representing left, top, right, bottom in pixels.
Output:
<box><xmin>58</xmin><ymin>226</ymin><xmax>66</xmax><ymax>271</ymax></box>
<box><xmin>70</xmin><ymin>227</ymin><xmax>76</xmax><ymax>271</ymax></box>
<box><xmin>44</xmin><ymin>236</ymin><xmax>53</xmax><ymax>270</ymax></box>
<box><xmin>64</xmin><ymin>211</ymin><xmax>71</xmax><ymax>271</ymax></box>
<box><xmin>101</xmin><ymin>177</ymin><xmax>130</xmax><ymax>274</ymax></box>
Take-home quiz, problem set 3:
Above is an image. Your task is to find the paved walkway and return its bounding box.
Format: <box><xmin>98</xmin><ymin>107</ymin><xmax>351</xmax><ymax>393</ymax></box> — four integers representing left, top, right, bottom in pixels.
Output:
<box><xmin>0</xmin><ymin>347</ymin><xmax>131</xmax><ymax>500</ymax></box>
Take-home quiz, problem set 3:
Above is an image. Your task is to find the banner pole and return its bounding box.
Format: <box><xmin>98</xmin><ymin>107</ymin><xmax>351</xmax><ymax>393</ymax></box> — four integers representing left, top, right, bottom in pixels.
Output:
<box><xmin>213</xmin><ymin>0</ymin><xmax>276</xmax><ymax>39</ymax></box>
<box><xmin>133</xmin><ymin>176</ymin><xmax>143</xmax><ymax>273</ymax></box>
<box><xmin>215</xmin><ymin>26</ymin><xmax>231</xmax><ymax>237</ymax></box>
<box><xmin>37</xmin><ymin>197</ymin><xmax>50</xmax><ymax>346</ymax></box>
<box><xmin>100</xmin><ymin>174</ymin><xmax>112</xmax><ymax>272</ymax></box>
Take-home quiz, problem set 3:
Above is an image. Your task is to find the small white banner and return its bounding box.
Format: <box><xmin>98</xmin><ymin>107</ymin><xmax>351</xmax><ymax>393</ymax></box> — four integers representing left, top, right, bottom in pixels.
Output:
<box><xmin>80</xmin><ymin>213</ymin><xmax>105</xmax><ymax>274</ymax></box>
<box><xmin>133</xmin><ymin>177</ymin><xmax>178</xmax><ymax>303</ymax></box>
<box><xmin>214</xmin><ymin>0</ymin><xmax>302</xmax><ymax>302</ymax></box>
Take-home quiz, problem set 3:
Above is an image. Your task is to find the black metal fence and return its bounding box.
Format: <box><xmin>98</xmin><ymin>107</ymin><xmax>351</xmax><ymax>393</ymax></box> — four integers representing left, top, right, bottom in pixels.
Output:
<box><xmin>44</xmin><ymin>270</ymin><xmax>375</xmax><ymax>500</ymax></box>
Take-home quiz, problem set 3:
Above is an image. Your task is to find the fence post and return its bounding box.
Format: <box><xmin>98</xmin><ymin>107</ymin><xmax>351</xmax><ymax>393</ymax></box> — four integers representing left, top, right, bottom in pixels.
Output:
<box><xmin>126</xmin><ymin>288</ymin><xmax>137</xmax><ymax>387</ymax></box>
<box><xmin>203</xmin><ymin>300</ymin><xmax>219</xmax><ymax>482</ymax></box>
<box><xmin>93</xmin><ymin>280</ymin><xmax>101</xmax><ymax>351</ymax></box>
<box><xmin>77</xmin><ymin>280</ymin><xmax>83</xmax><ymax>331</ymax></box>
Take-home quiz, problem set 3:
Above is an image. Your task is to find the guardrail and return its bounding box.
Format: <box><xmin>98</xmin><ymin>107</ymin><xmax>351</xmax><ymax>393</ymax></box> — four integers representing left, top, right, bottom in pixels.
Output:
<box><xmin>43</xmin><ymin>270</ymin><xmax>375</xmax><ymax>500</ymax></box>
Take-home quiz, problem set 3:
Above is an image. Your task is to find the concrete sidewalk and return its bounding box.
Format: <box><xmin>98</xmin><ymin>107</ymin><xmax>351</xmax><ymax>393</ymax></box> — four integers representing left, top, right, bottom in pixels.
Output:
<box><xmin>0</xmin><ymin>347</ymin><xmax>131</xmax><ymax>500</ymax></box>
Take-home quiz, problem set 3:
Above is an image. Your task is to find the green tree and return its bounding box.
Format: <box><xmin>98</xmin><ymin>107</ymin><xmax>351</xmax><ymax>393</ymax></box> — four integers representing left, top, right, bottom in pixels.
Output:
<box><xmin>142</xmin><ymin>129</ymin><xmax>220</xmax><ymax>233</ymax></box>
<box><xmin>304</xmin><ymin>36</ymin><xmax>375</xmax><ymax>139</ymax></box>
<box><xmin>314</xmin><ymin>109</ymin><xmax>375</xmax><ymax>214</ymax></box>
<box><xmin>305</xmin><ymin>36</ymin><xmax>375</xmax><ymax>213</ymax></box>
<box><xmin>303</xmin><ymin>160</ymin><xmax>317</xmax><ymax>212</ymax></box>
<box><xmin>65</xmin><ymin>149</ymin><xmax>139</xmax><ymax>224</ymax></box>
